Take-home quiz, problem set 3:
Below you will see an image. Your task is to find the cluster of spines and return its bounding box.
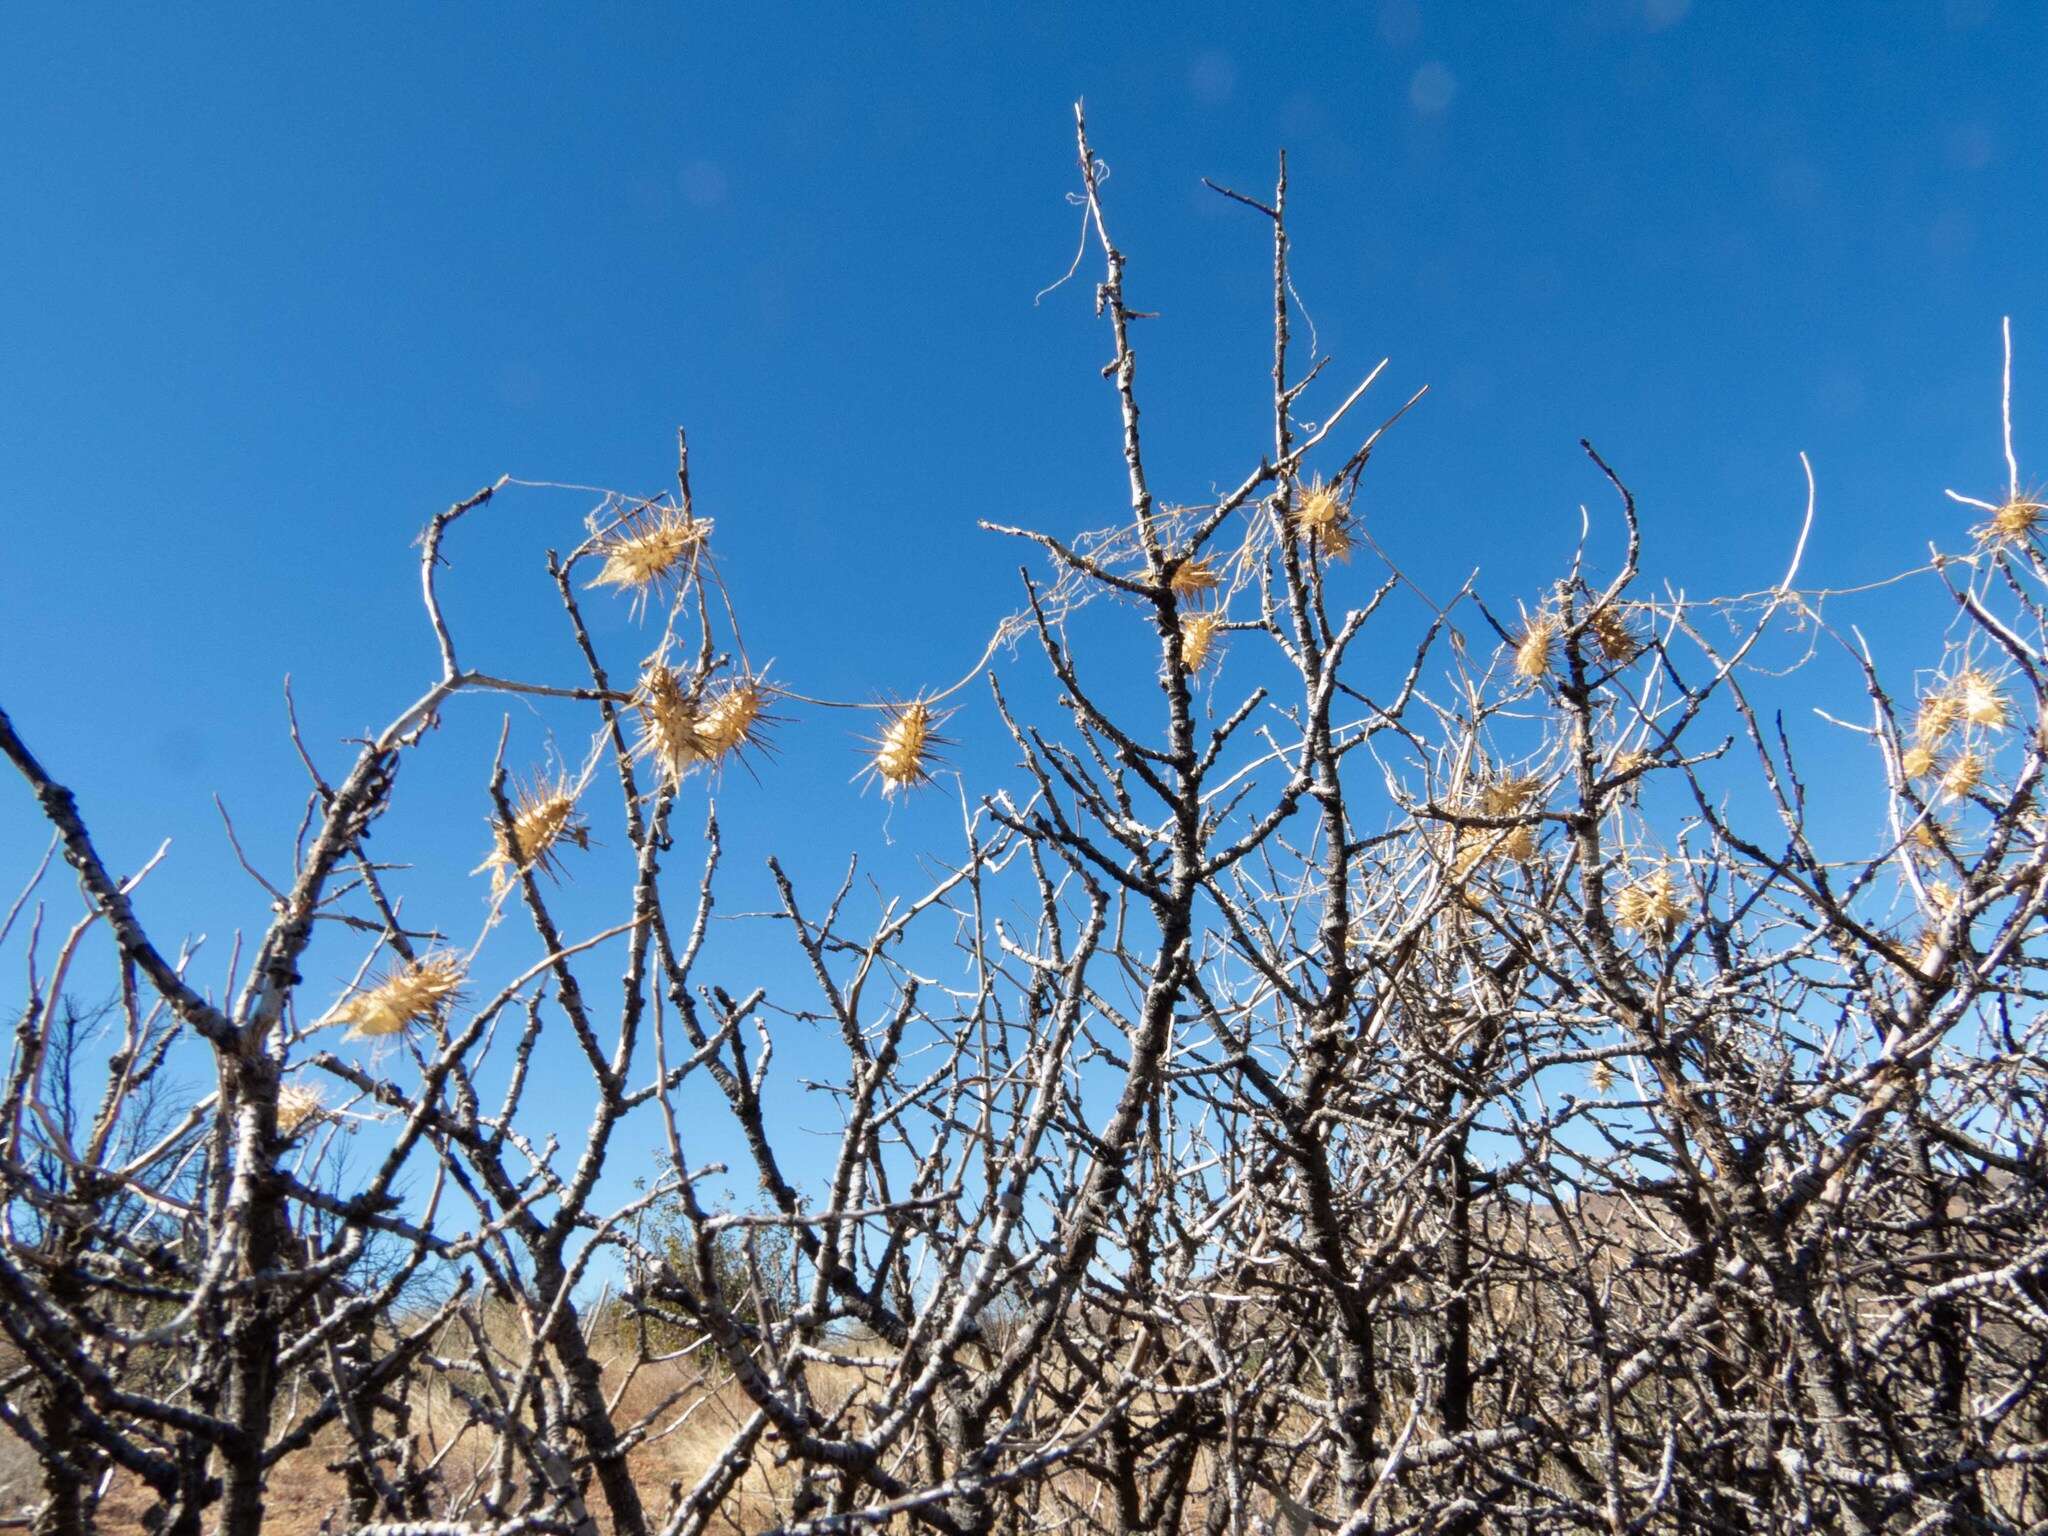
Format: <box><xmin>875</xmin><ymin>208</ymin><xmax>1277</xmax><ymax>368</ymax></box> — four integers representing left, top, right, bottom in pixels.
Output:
<box><xmin>585</xmin><ymin>503</ymin><xmax>713</xmax><ymax>615</ymax></box>
<box><xmin>1291</xmin><ymin>478</ymin><xmax>1352</xmax><ymax>561</ymax></box>
<box><xmin>329</xmin><ymin>952</ymin><xmax>467</xmax><ymax>1040</ymax></box>
<box><xmin>1901</xmin><ymin>669</ymin><xmax>2010</xmax><ymax>794</ymax></box>
<box><xmin>633</xmin><ymin>665</ymin><xmax>774</xmax><ymax>785</ymax></box>
<box><xmin>1614</xmin><ymin>866</ymin><xmax>1686</xmax><ymax>939</ymax></box>
<box><xmin>864</xmin><ymin>699</ymin><xmax>947</xmax><ymax>797</ymax></box>
<box><xmin>1452</xmin><ymin>773</ymin><xmax>1546</xmax><ymax>878</ymax></box>
<box><xmin>477</xmin><ymin>772</ymin><xmax>590</xmax><ymax>897</ymax></box>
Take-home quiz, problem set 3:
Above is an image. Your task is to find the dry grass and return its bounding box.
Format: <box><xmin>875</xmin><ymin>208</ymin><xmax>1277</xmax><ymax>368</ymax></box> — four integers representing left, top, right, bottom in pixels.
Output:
<box><xmin>10</xmin><ymin>1323</ymin><xmax>1241</xmax><ymax>1534</ymax></box>
<box><xmin>0</xmin><ymin>1328</ymin><xmax>807</xmax><ymax>1535</ymax></box>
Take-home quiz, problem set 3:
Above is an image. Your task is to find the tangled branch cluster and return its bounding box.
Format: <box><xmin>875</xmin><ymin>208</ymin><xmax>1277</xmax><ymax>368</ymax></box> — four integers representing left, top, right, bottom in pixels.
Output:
<box><xmin>3</xmin><ymin>108</ymin><xmax>2046</xmax><ymax>1536</ymax></box>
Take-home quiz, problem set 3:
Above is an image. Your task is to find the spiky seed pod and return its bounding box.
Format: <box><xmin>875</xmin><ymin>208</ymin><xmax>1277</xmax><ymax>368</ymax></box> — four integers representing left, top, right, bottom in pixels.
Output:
<box><xmin>1481</xmin><ymin>776</ymin><xmax>1542</xmax><ymax>866</ymax></box>
<box><xmin>1907</xmin><ymin>816</ymin><xmax>1953</xmax><ymax>856</ymax></box>
<box><xmin>1923</xmin><ymin>880</ymin><xmax>1960</xmax><ymax>917</ymax></box>
<box><xmin>1942</xmin><ymin>752</ymin><xmax>1985</xmax><ymax>799</ymax></box>
<box><xmin>868</xmin><ymin>700</ymin><xmax>943</xmax><ymax>796</ymax></box>
<box><xmin>1448</xmin><ymin>775</ymin><xmax>1546</xmax><ymax>877</ymax></box>
<box><xmin>1170</xmin><ymin>557</ymin><xmax>1221</xmax><ymax>600</ymax></box>
<box><xmin>634</xmin><ymin>664</ymin><xmax>713</xmax><ymax>783</ymax></box>
<box><xmin>1588</xmin><ymin>604</ymin><xmax>1643</xmax><ymax>664</ymax></box>
<box><xmin>1955</xmin><ymin>670</ymin><xmax>2010</xmax><ymax>731</ymax></box>
<box><xmin>1612</xmin><ymin>748</ymin><xmax>1651</xmax><ymax>778</ymax></box>
<box><xmin>1179</xmin><ymin>612</ymin><xmax>1221</xmax><ymax>673</ymax></box>
<box><xmin>1495</xmin><ymin>825</ymin><xmax>1538</xmax><ymax>863</ymax></box>
<box><xmin>1901</xmin><ymin>744</ymin><xmax>1938</xmax><ymax>780</ymax></box>
<box><xmin>276</xmin><ymin>1083</ymin><xmax>326</xmax><ymax>1135</ymax></box>
<box><xmin>1451</xmin><ymin>792</ymin><xmax>1540</xmax><ymax>877</ymax></box>
<box><xmin>332</xmin><ymin>953</ymin><xmax>465</xmax><ymax>1039</ymax></box>
<box><xmin>1292</xmin><ymin>478</ymin><xmax>1352</xmax><ymax>561</ymax></box>
<box><xmin>1916</xmin><ymin>690</ymin><xmax>1963</xmax><ymax>745</ymax></box>
<box><xmin>1615</xmin><ymin>868</ymin><xmax>1685</xmax><ymax>938</ymax></box>
<box><xmin>1588</xmin><ymin>1059</ymin><xmax>1616</xmax><ymax>1096</ymax></box>
<box><xmin>477</xmin><ymin>773</ymin><xmax>589</xmax><ymax>896</ymax></box>
<box><xmin>586</xmin><ymin>505</ymin><xmax>712</xmax><ymax>612</ymax></box>
<box><xmin>696</xmin><ymin>677</ymin><xmax>771</xmax><ymax>765</ymax></box>
<box><xmin>1515</xmin><ymin>615</ymin><xmax>1559</xmax><ymax>680</ymax></box>
<box><xmin>1476</xmin><ymin>774</ymin><xmax>1545</xmax><ymax>818</ymax></box>
<box><xmin>1977</xmin><ymin>496</ymin><xmax>2045</xmax><ymax>545</ymax></box>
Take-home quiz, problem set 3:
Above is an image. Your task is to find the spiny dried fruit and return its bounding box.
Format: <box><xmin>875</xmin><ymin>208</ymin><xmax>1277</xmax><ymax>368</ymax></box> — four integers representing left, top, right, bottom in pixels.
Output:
<box><xmin>1588</xmin><ymin>1059</ymin><xmax>1616</xmax><ymax>1096</ymax></box>
<box><xmin>1588</xmin><ymin>604</ymin><xmax>1642</xmax><ymax>664</ymax></box>
<box><xmin>1515</xmin><ymin>615</ymin><xmax>1559</xmax><ymax>680</ymax></box>
<box><xmin>696</xmin><ymin>677</ymin><xmax>771</xmax><ymax>765</ymax></box>
<box><xmin>1292</xmin><ymin>478</ymin><xmax>1352</xmax><ymax>561</ymax></box>
<box><xmin>1452</xmin><ymin>776</ymin><xmax>1544</xmax><ymax>876</ymax></box>
<box><xmin>1942</xmin><ymin>752</ymin><xmax>1984</xmax><ymax>799</ymax></box>
<box><xmin>1906</xmin><ymin>816</ymin><xmax>1951</xmax><ymax>854</ymax></box>
<box><xmin>1615</xmin><ymin>868</ymin><xmax>1685</xmax><ymax>938</ymax></box>
<box><xmin>1493</xmin><ymin>825</ymin><xmax>1538</xmax><ymax>863</ymax></box>
<box><xmin>1955</xmin><ymin>670</ymin><xmax>2010</xmax><ymax>731</ymax></box>
<box><xmin>1179</xmin><ymin>612</ymin><xmax>1221</xmax><ymax>673</ymax></box>
<box><xmin>331</xmin><ymin>953</ymin><xmax>465</xmax><ymax>1040</ymax></box>
<box><xmin>1922</xmin><ymin>880</ymin><xmax>1960</xmax><ymax>917</ymax></box>
<box><xmin>1977</xmin><ymin>495</ymin><xmax>2045</xmax><ymax>545</ymax></box>
<box><xmin>277</xmin><ymin>1083</ymin><xmax>326</xmax><ymax>1135</ymax></box>
<box><xmin>1453</xmin><ymin>830</ymin><xmax>1532</xmax><ymax>878</ymax></box>
<box><xmin>476</xmin><ymin>771</ymin><xmax>589</xmax><ymax>896</ymax></box>
<box><xmin>586</xmin><ymin>504</ymin><xmax>712</xmax><ymax>613</ymax></box>
<box><xmin>1476</xmin><ymin>774</ymin><xmax>1545</xmax><ymax>818</ymax></box>
<box><xmin>1901</xmin><ymin>744</ymin><xmax>1938</xmax><ymax>780</ymax></box>
<box><xmin>634</xmin><ymin>663</ymin><xmax>713</xmax><ymax>783</ymax></box>
<box><xmin>866</xmin><ymin>699</ymin><xmax>945</xmax><ymax>796</ymax></box>
<box><xmin>1170</xmin><ymin>556</ymin><xmax>1221</xmax><ymax>600</ymax></box>
<box><xmin>1915</xmin><ymin>689</ymin><xmax>1963</xmax><ymax>745</ymax></box>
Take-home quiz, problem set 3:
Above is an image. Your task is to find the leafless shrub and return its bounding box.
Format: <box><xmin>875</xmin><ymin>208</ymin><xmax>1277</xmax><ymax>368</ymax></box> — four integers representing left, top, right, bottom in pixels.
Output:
<box><xmin>3</xmin><ymin>106</ymin><xmax>2045</xmax><ymax>1536</ymax></box>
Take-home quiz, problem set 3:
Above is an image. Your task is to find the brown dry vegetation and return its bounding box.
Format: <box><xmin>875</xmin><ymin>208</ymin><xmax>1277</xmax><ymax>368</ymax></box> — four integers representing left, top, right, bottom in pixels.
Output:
<box><xmin>4</xmin><ymin>1334</ymin><xmax>791</xmax><ymax>1535</ymax></box>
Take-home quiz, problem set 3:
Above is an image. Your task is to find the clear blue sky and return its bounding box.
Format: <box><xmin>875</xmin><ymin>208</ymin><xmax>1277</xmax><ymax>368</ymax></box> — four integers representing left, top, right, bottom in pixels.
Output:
<box><xmin>4</xmin><ymin>5</ymin><xmax>2043</xmax><ymax>1204</ymax></box>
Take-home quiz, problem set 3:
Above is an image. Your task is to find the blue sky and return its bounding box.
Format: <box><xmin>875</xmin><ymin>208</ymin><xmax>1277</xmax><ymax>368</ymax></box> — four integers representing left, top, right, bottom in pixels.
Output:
<box><xmin>4</xmin><ymin>4</ymin><xmax>2044</xmax><ymax>1207</ymax></box>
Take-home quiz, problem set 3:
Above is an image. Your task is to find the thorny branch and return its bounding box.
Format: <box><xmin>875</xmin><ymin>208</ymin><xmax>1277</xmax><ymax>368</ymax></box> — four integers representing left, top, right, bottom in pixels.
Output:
<box><xmin>2</xmin><ymin>112</ymin><xmax>2046</xmax><ymax>1536</ymax></box>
